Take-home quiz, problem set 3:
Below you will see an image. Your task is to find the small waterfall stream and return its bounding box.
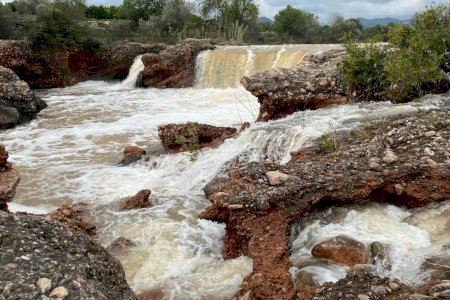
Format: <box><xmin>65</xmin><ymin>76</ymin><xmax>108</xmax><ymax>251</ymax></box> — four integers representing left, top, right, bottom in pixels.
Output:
<box><xmin>120</xmin><ymin>55</ymin><xmax>144</xmax><ymax>88</ymax></box>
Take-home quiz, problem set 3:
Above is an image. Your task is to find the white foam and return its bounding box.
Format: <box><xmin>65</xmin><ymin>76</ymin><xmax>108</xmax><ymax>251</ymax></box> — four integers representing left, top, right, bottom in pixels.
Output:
<box><xmin>1</xmin><ymin>79</ymin><xmax>447</xmax><ymax>297</ymax></box>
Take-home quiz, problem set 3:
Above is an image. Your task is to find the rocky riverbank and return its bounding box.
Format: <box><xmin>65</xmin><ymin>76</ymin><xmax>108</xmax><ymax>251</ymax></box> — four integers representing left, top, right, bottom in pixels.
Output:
<box><xmin>0</xmin><ymin>40</ymin><xmax>166</xmax><ymax>89</ymax></box>
<box><xmin>200</xmin><ymin>94</ymin><xmax>450</xmax><ymax>299</ymax></box>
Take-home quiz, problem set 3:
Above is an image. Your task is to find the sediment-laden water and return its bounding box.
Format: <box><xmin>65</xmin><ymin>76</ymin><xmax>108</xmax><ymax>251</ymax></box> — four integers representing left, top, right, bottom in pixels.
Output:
<box><xmin>1</xmin><ymin>45</ymin><xmax>448</xmax><ymax>299</ymax></box>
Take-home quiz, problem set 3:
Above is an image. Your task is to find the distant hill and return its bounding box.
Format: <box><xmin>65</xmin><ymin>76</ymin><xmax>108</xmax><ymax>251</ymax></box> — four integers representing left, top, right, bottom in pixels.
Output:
<box><xmin>258</xmin><ymin>17</ymin><xmax>273</xmax><ymax>24</ymax></box>
<box><xmin>359</xmin><ymin>18</ymin><xmax>410</xmax><ymax>28</ymax></box>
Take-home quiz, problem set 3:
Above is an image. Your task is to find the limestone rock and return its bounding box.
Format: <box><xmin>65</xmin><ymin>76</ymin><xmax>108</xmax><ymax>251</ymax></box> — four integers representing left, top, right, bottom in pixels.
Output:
<box><xmin>49</xmin><ymin>286</ymin><xmax>68</xmax><ymax>298</ymax></box>
<box><xmin>312</xmin><ymin>235</ymin><xmax>368</xmax><ymax>266</ymax></box>
<box><xmin>0</xmin><ymin>66</ymin><xmax>47</xmax><ymax>128</ymax></box>
<box><xmin>241</xmin><ymin>49</ymin><xmax>349</xmax><ymax>122</ymax></box>
<box><xmin>36</xmin><ymin>277</ymin><xmax>52</xmax><ymax>293</ymax></box>
<box><xmin>0</xmin><ymin>211</ymin><xmax>137</xmax><ymax>299</ymax></box>
<box><xmin>138</xmin><ymin>39</ymin><xmax>215</xmax><ymax>88</ymax></box>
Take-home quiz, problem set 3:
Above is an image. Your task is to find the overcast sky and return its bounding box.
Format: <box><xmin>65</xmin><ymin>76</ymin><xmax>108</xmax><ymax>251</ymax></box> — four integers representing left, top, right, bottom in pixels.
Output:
<box><xmin>18</xmin><ymin>0</ymin><xmax>446</xmax><ymax>22</ymax></box>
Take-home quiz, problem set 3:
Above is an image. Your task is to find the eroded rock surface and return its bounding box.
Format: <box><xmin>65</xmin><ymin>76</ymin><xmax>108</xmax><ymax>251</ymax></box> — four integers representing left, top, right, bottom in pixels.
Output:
<box><xmin>201</xmin><ymin>103</ymin><xmax>449</xmax><ymax>299</ymax></box>
<box><xmin>0</xmin><ymin>211</ymin><xmax>137</xmax><ymax>300</ymax></box>
<box><xmin>138</xmin><ymin>39</ymin><xmax>215</xmax><ymax>88</ymax></box>
<box><xmin>158</xmin><ymin>122</ymin><xmax>237</xmax><ymax>152</ymax></box>
<box><xmin>0</xmin><ymin>66</ymin><xmax>47</xmax><ymax>128</ymax></box>
<box><xmin>45</xmin><ymin>203</ymin><xmax>96</xmax><ymax>237</ymax></box>
<box><xmin>242</xmin><ymin>49</ymin><xmax>348</xmax><ymax>122</ymax></box>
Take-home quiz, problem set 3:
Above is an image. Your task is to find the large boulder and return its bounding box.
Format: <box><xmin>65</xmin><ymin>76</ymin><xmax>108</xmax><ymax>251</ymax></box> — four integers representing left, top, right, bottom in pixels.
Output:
<box><xmin>241</xmin><ymin>49</ymin><xmax>349</xmax><ymax>122</ymax></box>
<box><xmin>0</xmin><ymin>66</ymin><xmax>47</xmax><ymax>128</ymax></box>
<box><xmin>138</xmin><ymin>39</ymin><xmax>215</xmax><ymax>88</ymax></box>
<box><xmin>311</xmin><ymin>235</ymin><xmax>368</xmax><ymax>266</ymax></box>
<box><xmin>0</xmin><ymin>211</ymin><xmax>137</xmax><ymax>300</ymax></box>
<box><xmin>158</xmin><ymin>122</ymin><xmax>237</xmax><ymax>152</ymax></box>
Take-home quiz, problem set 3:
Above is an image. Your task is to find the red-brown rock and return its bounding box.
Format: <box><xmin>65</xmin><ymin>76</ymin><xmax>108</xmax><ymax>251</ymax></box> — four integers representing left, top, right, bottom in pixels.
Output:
<box><xmin>311</xmin><ymin>235</ymin><xmax>368</xmax><ymax>266</ymax></box>
<box><xmin>137</xmin><ymin>287</ymin><xmax>164</xmax><ymax>300</ymax></box>
<box><xmin>158</xmin><ymin>122</ymin><xmax>237</xmax><ymax>152</ymax></box>
<box><xmin>201</xmin><ymin>107</ymin><xmax>449</xmax><ymax>299</ymax></box>
<box><xmin>121</xmin><ymin>146</ymin><xmax>146</xmax><ymax>165</ymax></box>
<box><xmin>121</xmin><ymin>189</ymin><xmax>152</xmax><ymax>211</ymax></box>
<box><xmin>138</xmin><ymin>39</ymin><xmax>215</xmax><ymax>88</ymax></box>
<box><xmin>45</xmin><ymin>203</ymin><xmax>96</xmax><ymax>237</ymax></box>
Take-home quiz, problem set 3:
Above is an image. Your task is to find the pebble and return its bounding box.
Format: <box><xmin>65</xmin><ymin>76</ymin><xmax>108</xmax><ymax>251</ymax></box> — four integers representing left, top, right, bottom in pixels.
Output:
<box><xmin>388</xmin><ymin>280</ymin><xmax>400</xmax><ymax>291</ymax></box>
<box><xmin>49</xmin><ymin>286</ymin><xmax>68</xmax><ymax>298</ymax></box>
<box><xmin>357</xmin><ymin>295</ymin><xmax>370</xmax><ymax>300</ymax></box>
<box><xmin>424</xmin><ymin>147</ymin><xmax>434</xmax><ymax>156</ymax></box>
<box><xmin>425</xmin><ymin>131</ymin><xmax>436</xmax><ymax>137</ymax></box>
<box><xmin>36</xmin><ymin>278</ymin><xmax>52</xmax><ymax>293</ymax></box>
<box><xmin>371</xmin><ymin>285</ymin><xmax>387</xmax><ymax>295</ymax></box>
<box><xmin>427</xmin><ymin>159</ymin><xmax>438</xmax><ymax>168</ymax></box>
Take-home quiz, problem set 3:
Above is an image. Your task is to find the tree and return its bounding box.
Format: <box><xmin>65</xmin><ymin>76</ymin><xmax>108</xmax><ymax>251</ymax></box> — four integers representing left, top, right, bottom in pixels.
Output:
<box><xmin>199</xmin><ymin>0</ymin><xmax>258</xmax><ymax>40</ymax></box>
<box><xmin>120</xmin><ymin>0</ymin><xmax>165</xmax><ymax>22</ymax></box>
<box><xmin>160</xmin><ymin>0</ymin><xmax>193</xmax><ymax>32</ymax></box>
<box><xmin>273</xmin><ymin>5</ymin><xmax>320</xmax><ymax>42</ymax></box>
<box><xmin>0</xmin><ymin>3</ymin><xmax>16</xmax><ymax>39</ymax></box>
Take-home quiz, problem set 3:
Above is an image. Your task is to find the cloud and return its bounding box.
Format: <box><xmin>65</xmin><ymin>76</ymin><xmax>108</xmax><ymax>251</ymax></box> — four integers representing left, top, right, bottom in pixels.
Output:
<box><xmin>258</xmin><ymin>0</ymin><xmax>447</xmax><ymax>22</ymax></box>
<box><xmin>83</xmin><ymin>0</ymin><xmax>446</xmax><ymax>23</ymax></box>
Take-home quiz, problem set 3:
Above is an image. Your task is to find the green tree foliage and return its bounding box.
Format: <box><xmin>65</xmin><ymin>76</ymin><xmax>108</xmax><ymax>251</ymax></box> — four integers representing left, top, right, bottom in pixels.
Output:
<box><xmin>199</xmin><ymin>0</ymin><xmax>258</xmax><ymax>41</ymax></box>
<box><xmin>85</xmin><ymin>5</ymin><xmax>119</xmax><ymax>19</ymax></box>
<box><xmin>0</xmin><ymin>3</ymin><xmax>16</xmax><ymax>39</ymax></box>
<box><xmin>119</xmin><ymin>0</ymin><xmax>165</xmax><ymax>22</ymax></box>
<box><xmin>273</xmin><ymin>5</ymin><xmax>320</xmax><ymax>43</ymax></box>
<box><xmin>160</xmin><ymin>0</ymin><xmax>193</xmax><ymax>32</ymax></box>
<box><xmin>340</xmin><ymin>4</ymin><xmax>449</xmax><ymax>102</ymax></box>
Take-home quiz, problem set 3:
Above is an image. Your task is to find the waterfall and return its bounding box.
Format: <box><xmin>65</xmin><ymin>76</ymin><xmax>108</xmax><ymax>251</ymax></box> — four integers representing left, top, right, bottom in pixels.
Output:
<box><xmin>195</xmin><ymin>44</ymin><xmax>342</xmax><ymax>89</ymax></box>
<box><xmin>120</xmin><ymin>55</ymin><xmax>144</xmax><ymax>88</ymax></box>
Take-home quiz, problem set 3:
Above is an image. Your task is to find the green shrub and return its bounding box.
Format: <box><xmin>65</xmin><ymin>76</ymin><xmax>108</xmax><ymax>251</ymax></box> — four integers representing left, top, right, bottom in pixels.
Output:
<box><xmin>340</xmin><ymin>4</ymin><xmax>449</xmax><ymax>103</ymax></box>
<box><xmin>339</xmin><ymin>42</ymin><xmax>389</xmax><ymax>101</ymax></box>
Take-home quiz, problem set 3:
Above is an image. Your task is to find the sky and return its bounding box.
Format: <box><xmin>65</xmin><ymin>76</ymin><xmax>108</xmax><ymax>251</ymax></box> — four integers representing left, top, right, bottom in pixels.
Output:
<box><xmin>5</xmin><ymin>0</ymin><xmax>445</xmax><ymax>22</ymax></box>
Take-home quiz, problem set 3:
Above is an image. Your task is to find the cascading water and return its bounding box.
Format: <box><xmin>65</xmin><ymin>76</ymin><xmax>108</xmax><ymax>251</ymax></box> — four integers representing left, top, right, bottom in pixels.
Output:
<box><xmin>1</xmin><ymin>45</ymin><xmax>448</xmax><ymax>298</ymax></box>
<box><xmin>119</xmin><ymin>55</ymin><xmax>145</xmax><ymax>88</ymax></box>
<box><xmin>195</xmin><ymin>44</ymin><xmax>342</xmax><ymax>88</ymax></box>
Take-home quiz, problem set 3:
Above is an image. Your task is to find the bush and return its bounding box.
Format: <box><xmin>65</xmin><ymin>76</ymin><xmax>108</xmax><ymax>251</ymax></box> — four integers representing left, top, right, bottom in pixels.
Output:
<box><xmin>339</xmin><ymin>42</ymin><xmax>389</xmax><ymax>101</ymax></box>
<box><xmin>340</xmin><ymin>4</ymin><xmax>449</xmax><ymax>102</ymax></box>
